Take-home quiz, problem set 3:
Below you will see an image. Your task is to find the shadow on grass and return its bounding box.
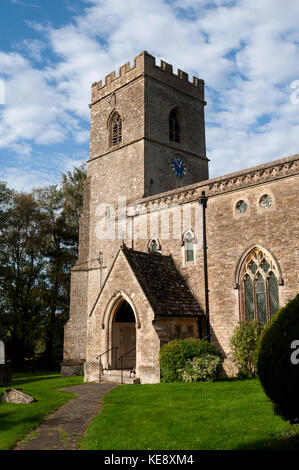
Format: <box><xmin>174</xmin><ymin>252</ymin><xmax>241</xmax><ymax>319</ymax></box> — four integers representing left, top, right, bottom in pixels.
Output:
<box><xmin>236</xmin><ymin>428</ymin><xmax>299</xmax><ymax>450</ymax></box>
<box><xmin>11</xmin><ymin>371</ymin><xmax>61</xmax><ymax>387</ymax></box>
<box><xmin>0</xmin><ymin>410</ymin><xmax>42</xmax><ymax>432</ymax></box>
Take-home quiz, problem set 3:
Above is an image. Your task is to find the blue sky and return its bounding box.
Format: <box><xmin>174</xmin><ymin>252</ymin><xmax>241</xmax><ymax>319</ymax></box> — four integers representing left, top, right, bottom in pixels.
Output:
<box><xmin>0</xmin><ymin>0</ymin><xmax>299</xmax><ymax>191</ymax></box>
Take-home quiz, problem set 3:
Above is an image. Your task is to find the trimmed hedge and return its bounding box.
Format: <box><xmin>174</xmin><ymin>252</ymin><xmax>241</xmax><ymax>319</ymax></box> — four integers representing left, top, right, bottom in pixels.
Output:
<box><xmin>255</xmin><ymin>293</ymin><xmax>299</xmax><ymax>423</ymax></box>
<box><xmin>159</xmin><ymin>338</ymin><xmax>221</xmax><ymax>382</ymax></box>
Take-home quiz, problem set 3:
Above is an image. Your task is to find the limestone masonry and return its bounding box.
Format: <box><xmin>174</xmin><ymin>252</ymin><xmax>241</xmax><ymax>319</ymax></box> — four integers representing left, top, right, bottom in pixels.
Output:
<box><xmin>61</xmin><ymin>51</ymin><xmax>299</xmax><ymax>383</ymax></box>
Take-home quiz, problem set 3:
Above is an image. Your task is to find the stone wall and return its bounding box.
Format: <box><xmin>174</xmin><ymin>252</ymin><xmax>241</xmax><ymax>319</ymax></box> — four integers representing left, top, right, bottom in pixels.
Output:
<box><xmin>127</xmin><ymin>153</ymin><xmax>299</xmax><ymax>372</ymax></box>
<box><xmin>84</xmin><ymin>250</ymin><xmax>161</xmax><ymax>384</ymax></box>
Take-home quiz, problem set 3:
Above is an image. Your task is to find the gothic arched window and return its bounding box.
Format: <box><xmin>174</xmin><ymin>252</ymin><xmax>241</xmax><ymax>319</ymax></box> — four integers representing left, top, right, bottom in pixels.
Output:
<box><xmin>169</xmin><ymin>108</ymin><xmax>181</xmax><ymax>143</ymax></box>
<box><xmin>148</xmin><ymin>238</ymin><xmax>161</xmax><ymax>253</ymax></box>
<box><xmin>110</xmin><ymin>112</ymin><xmax>122</xmax><ymax>147</ymax></box>
<box><xmin>240</xmin><ymin>247</ymin><xmax>279</xmax><ymax>324</ymax></box>
<box><xmin>182</xmin><ymin>230</ymin><xmax>195</xmax><ymax>263</ymax></box>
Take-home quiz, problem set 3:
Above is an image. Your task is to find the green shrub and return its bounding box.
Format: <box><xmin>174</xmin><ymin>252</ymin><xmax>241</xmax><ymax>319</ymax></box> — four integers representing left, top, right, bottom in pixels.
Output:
<box><xmin>159</xmin><ymin>338</ymin><xmax>220</xmax><ymax>382</ymax></box>
<box><xmin>181</xmin><ymin>354</ymin><xmax>222</xmax><ymax>382</ymax></box>
<box><xmin>255</xmin><ymin>294</ymin><xmax>299</xmax><ymax>424</ymax></box>
<box><xmin>230</xmin><ymin>319</ymin><xmax>264</xmax><ymax>378</ymax></box>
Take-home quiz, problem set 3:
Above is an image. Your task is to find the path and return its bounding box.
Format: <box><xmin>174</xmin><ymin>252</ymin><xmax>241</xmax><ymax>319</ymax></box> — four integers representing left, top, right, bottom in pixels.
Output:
<box><xmin>14</xmin><ymin>383</ymin><xmax>118</xmax><ymax>450</ymax></box>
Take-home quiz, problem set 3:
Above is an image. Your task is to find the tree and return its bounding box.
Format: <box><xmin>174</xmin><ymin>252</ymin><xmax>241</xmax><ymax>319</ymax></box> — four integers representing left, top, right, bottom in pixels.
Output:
<box><xmin>230</xmin><ymin>319</ymin><xmax>264</xmax><ymax>378</ymax></box>
<box><xmin>0</xmin><ymin>191</ymin><xmax>48</xmax><ymax>368</ymax></box>
<box><xmin>33</xmin><ymin>164</ymin><xmax>86</xmax><ymax>366</ymax></box>
<box><xmin>0</xmin><ymin>164</ymin><xmax>87</xmax><ymax>369</ymax></box>
<box><xmin>60</xmin><ymin>163</ymin><xmax>86</xmax><ymax>254</ymax></box>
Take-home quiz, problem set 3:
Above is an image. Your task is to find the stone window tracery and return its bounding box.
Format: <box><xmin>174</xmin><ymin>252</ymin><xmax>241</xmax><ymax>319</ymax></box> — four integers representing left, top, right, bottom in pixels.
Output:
<box><xmin>259</xmin><ymin>194</ymin><xmax>272</xmax><ymax>208</ymax></box>
<box><xmin>240</xmin><ymin>247</ymin><xmax>279</xmax><ymax>324</ymax></box>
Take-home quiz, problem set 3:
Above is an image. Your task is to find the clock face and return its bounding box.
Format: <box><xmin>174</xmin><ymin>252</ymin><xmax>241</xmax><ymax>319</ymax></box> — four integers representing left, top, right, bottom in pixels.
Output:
<box><xmin>170</xmin><ymin>156</ymin><xmax>187</xmax><ymax>179</ymax></box>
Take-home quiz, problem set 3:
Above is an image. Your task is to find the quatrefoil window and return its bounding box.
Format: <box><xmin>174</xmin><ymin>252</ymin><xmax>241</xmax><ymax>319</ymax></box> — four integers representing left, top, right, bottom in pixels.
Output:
<box><xmin>259</xmin><ymin>194</ymin><xmax>272</xmax><ymax>208</ymax></box>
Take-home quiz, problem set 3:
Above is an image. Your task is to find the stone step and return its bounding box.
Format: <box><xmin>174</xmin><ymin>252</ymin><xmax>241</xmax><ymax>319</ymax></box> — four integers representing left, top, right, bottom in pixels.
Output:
<box><xmin>101</xmin><ymin>369</ymin><xmax>140</xmax><ymax>385</ymax></box>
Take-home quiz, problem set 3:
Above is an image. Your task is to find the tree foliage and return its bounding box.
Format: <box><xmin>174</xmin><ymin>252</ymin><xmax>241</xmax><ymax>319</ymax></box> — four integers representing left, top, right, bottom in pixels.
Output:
<box><xmin>230</xmin><ymin>319</ymin><xmax>264</xmax><ymax>378</ymax></box>
<box><xmin>0</xmin><ymin>164</ymin><xmax>86</xmax><ymax>369</ymax></box>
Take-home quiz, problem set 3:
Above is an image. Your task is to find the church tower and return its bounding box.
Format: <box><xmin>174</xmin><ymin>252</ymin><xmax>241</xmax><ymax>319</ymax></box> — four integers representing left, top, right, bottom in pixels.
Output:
<box><xmin>61</xmin><ymin>51</ymin><xmax>209</xmax><ymax>377</ymax></box>
<box><xmin>89</xmin><ymin>50</ymin><xmax>208</xmax><ymax>203</ymax></box>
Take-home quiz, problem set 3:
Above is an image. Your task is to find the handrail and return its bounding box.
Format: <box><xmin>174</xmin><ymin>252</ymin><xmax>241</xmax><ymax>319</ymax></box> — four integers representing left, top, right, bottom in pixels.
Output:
<box><xmin>96</xmin><ymin>345</ymin><xmax>118</xmax><ymax>360</ymax></box>
<box><xmin>118</xmin><ymin>347</ymin><xmax>136</xmax><ymax>384</ymax></box>
<box><xmin>96</xmin><ymin>346</ymin><xmax>118</xmax><ymax>382</ymax></box>
<box><xmin>118</xmin><ymin>347</ymin><xmax>136</xmax><ymax>360</ymax></box>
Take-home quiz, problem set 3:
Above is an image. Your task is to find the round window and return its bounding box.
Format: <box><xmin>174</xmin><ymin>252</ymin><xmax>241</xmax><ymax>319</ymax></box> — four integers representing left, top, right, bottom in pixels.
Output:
<box><xmin>236</xmin><ymin>200</ymin><xmax>248</xmax><ymax>213</ymax></box>
<box><xmin>259</xmin><ymin>194</ymin><xmax>272</xmax><ymax>208</ymax></box>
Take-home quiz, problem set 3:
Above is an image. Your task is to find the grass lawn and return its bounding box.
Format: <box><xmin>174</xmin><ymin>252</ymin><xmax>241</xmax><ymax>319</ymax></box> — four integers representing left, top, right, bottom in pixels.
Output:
<box><xmin>0</xmin><ymin>371</ymin><xmax>83</xmax><ymax>450</ymax></box>
<box><xmin>80</xmin><ymin>379</ymin><xmax>299</xmax><ymax>450</ymax></box>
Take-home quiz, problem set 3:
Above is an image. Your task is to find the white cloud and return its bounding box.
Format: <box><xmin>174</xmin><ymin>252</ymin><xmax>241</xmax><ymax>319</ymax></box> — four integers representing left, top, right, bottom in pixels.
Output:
<box><xmin>17</xmin><ymin>39</ymin><xmax>46</xmax><ymax>62</ymax></box>
<box><xmin>2</xmin><ymin>166</ymin><xmax>58</xmax><ymax>192</ymax></box>
<box><xmin>1</xmin><ymin>0</ymin><xmax>299</xmax><ymax>188</ymax></box>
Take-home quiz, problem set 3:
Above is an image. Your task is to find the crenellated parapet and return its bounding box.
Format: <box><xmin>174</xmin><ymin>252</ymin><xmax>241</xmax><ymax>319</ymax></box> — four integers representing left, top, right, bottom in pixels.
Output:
<box><xmin>90</xmin><ymin>51</ymin><xmax>205</xmax><ymax>105</ymax></box>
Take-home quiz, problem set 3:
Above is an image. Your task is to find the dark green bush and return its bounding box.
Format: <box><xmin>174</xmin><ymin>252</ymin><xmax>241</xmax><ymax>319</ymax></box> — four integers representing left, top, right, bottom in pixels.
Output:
<box><xmin>255</xmin><ymin>294</ymin><xmax>299</xmax><ymax>423</ymax></box>
<box><xmin>159</xmin><ymin>338</ymin><xmax>220</xmax><ymax>382</ymax></box>
<box><xmin>230</xmin><ymin>319</ymin><xmax>264</xmax><ymax>378</ymax></box>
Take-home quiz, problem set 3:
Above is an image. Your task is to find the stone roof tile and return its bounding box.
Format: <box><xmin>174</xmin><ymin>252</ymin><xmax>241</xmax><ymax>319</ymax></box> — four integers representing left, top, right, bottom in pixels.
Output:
<box><xmin>122</xmin><ymin>245</ymin><xmax>204</xmax><ymax>318</ymax></box>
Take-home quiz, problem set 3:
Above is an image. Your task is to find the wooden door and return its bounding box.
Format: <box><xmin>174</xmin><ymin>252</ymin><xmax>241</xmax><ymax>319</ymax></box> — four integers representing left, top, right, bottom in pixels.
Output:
<box><xmin>114</xmin><ymin>322</ymin><xmax>136</xmax><ymax>369</ymax></box>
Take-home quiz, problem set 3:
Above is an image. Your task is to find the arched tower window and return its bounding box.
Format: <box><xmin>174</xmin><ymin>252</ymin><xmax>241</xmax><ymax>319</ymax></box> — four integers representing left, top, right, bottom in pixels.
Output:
<box><xmin>169</xmin><ymin>108</ymin><xmax>181</xmax><ymax>143</ymax></box>
<box><xmin>240</xmin><ymin>247</ymin><xmax>279</xmax><ymax>324</ymax></box>
<box><xmin>110</xmin><ymin>111</ymin><xmax>122</xmax><ymax>147</ymax></box>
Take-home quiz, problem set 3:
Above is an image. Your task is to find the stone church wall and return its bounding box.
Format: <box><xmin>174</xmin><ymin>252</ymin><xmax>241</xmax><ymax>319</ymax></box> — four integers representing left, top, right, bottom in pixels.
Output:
<box><xmin>128</xmin><ymin>154</ymin><xmax>299</xmax><ymax>372</ymax></box>
<box><xmin>84</xmin><ymin>250</ymin><xmax>161</xmax><ymax>384</ymax></box>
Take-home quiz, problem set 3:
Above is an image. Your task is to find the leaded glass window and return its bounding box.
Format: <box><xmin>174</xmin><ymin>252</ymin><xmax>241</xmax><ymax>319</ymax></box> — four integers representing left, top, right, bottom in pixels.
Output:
<box><xmin>259</xmin><ymin>194</ymin><xmax>272</xmax><ymax>208</ymax></box>
<box><xmin>244</xmin><ymin>275</ymin><xmax>254</xmax><ymax>321</ymax></box>
<box><xmin>256</xmin><ymin>273</ymin><xmax>267</xmax><ymax>324</ymax></box>
<box><xmin>183</xmin><ymin>231</ymin><xmax>195</xmax><ymax>263</ymax></box>
<box><xmin>240</xmin><ymin>247</ymin><xmax>279</xmax><ymax>324</ymax></box>
<box><xmin>268</xmin><ymin>271</ymin><xmax>279</xmax><ymax>317</ymax></box>
<box><xmin>149</xmin><ymin>238</ymin><xmax>160</xmax><ymax>252</ymax></box>
<box><xmin>236</xmin><ymin>200</ymin><xmax>248</xmax><ymax>213</ymax></box>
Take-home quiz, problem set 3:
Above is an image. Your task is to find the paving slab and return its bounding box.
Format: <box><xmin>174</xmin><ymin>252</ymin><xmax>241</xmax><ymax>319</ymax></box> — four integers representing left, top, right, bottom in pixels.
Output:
<box><xmin>14</xmin><ymin>382</ymin><xmax>118</xmax><ymax>451</ymax></box>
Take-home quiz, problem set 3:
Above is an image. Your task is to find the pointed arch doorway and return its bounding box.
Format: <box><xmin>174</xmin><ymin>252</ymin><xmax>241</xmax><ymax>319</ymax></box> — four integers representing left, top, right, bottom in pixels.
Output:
<box><xmin>112</xmin><ymin>299</ymin><xmax>136</xmax><ymax>370</ymax></box>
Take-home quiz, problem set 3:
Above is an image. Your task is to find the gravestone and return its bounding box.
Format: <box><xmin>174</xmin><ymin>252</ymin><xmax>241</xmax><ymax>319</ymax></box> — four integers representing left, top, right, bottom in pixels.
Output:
<box><xmin>0</xmin><ymin>341</ymin><xmax>4</xmax><ymax>364</ymax></box>
<box><xmin>0</xmin><ymin>340</ymin><xmax>12</xmax><ymax>387</ymax></box>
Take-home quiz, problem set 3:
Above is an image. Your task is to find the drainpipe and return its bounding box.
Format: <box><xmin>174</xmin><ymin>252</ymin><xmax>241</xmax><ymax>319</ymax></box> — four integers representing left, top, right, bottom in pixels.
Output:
<box><xmin>198</xmin><ymin>191</ymin><xmax>210</xmax><ymax>340</ymax></box>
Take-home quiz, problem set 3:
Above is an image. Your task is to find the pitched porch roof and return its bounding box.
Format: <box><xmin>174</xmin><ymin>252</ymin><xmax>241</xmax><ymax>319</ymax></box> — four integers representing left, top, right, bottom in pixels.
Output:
<box><xmin>122</xmin><ymin>245</ymin><xmax>204</xmax><ymax>318</ymax></box>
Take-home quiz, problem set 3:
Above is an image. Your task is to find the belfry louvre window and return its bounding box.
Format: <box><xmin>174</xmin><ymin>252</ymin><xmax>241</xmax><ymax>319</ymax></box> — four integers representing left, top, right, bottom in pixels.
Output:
<box><xmin>169</xmin><ymin>108</ymin><xmax>181</xmax><ymax>143</ymax></box>
<box><xmin>240</xmin><ymin>247</ymin><xmax>279</xmax><ymax>324</ymax></box>
<box><xmin>111</xmin><ymin>112</ymin><xmax>122</xmax><ymax>146</ymax></box>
